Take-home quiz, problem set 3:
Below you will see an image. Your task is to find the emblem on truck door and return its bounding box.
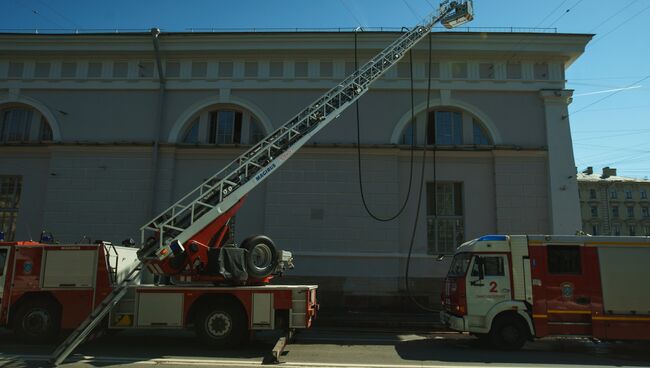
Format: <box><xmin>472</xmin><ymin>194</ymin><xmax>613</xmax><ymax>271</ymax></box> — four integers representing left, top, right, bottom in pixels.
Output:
<box><xmin>561</xmin><ymin>282</ymin><xmax>574</xmax><ymax>299</ymax></box>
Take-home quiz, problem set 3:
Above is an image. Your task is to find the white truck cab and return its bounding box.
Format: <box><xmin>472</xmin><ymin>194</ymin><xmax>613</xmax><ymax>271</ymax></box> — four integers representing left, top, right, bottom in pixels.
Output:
<box><xmin>440</xmin><ymin>235</ymin><xmax>534</xmax><ymax>349</ymax></box>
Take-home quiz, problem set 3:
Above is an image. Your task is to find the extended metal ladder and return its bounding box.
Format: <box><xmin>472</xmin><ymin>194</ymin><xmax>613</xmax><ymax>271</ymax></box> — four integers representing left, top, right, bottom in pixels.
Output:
<box><xmin>140</xmin><ymin>1</ymin><xmax>474</xmax><ymax>251</ymax></box>
<box><xmin>49</xmin><ymin>259</ymin><xmax>143</xmax><ymax>366</ymax></box>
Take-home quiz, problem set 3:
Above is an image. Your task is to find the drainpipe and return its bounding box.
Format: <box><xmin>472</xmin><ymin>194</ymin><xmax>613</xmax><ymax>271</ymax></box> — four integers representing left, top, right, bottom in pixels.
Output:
<box><xmin>149</xmin><ymin>27</ymin><xmax>166</xmax><ymax>217</ymax></box>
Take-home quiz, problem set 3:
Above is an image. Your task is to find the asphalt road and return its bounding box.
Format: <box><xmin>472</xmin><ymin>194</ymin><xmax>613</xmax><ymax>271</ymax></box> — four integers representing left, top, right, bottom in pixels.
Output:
<box><xmin>1</xmin><ymin>328</ymin><xmax>650</xmax><ymax>368</ymax></box>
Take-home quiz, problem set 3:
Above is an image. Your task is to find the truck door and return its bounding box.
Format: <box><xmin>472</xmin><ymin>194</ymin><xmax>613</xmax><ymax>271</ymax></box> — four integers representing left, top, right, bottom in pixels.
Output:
<box><xmin>466</xmin><ymin>254</ymin><xmax>511</xmax><ymax>320</ymax></box>
<box><xmin>0</xmin><ymin>246</ymin><xmax>10</xmax><ymax>304</ymax></box>
<box><xmin>542</xmin><ymin>244</ymin><xmax>599</xmax><ymax>335</ymax></box>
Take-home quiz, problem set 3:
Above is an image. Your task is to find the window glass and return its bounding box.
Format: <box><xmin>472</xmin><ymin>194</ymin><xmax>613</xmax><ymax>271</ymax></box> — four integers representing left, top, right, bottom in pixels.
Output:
<box><xmin>429</xmin><ymin>111</ymin><xmax>462</xmax><ymax>145</ymax></box>
<box><xmin>0</xmin><ymin>176</ymin><xmax>22</xmax><ymax>241</ymax></box>
<box><xmin>451</xmin><ymin>62</ymin><xmax>467</xmax><ymax>78</ymax></box>
<box><xmin>625</xmin><ymin>190</ymin><xmax>633</xmax><ymax>199</ymax></box>
<box><xmin>427</xmin><ymin>182</ymin><xmax>464</xmax><ymax>254</ymax></box>
<box><xmin>610</xmin><ymin>190</ymin><xmax>617</xmax><ymax>199</ymax></box>
<box><xmin>642</xmin><ymin>206</ymin><xmax>649</xmax><ymax>218</ymax></box>
<box><xmin>629</xmin><ymin>226</ymin><xmax>636</xmax><ymax>236</ymax></box>
<box><xmin>1</xmin><ymin>108</ymin><xmax>33</xmax><ymax>142</ymax></box>
<box><xmin>478</xmin><ymin>63</ymin><xmax>494</xmax><ymax>79</ymax></box>
<box><xmin>534</xmin><ymin>62</ymin><xmax>548</xmax><ymax>80</ymax></box>
<box><xmin>548</xmin><ymin>246</ymin><xmax>581</xmax><ymax>274</ymax></box>
<box><xmin>590</xmin><ymin>206</ymin><xmax>598</xmax><ymax>217</ymax></box>
<box><xmin>641</xmin><ymin>189</ymin><xmax>647</xmax><ymax>199</ymax></box>
<box><xmin>40</xmin><ymin>117</ymin><xmax>53</xmax><ymax>141</ymax></box>
<box><xmin>627</xmin><ymin>206</ymin><xmax>634</xmax><ymax>218</ymax></box>
<box><xmin>589</xmin><ymin>189</ymin><xmax>596</xmax><ymax>199</ymax></box>
<box><xmin>613</xmin><ymin>225</ymin><xmax>621</xmax><ymax>236</ymax></box>
<box><xmin>472</xmin><ymin>120</ymin><xmax>492</xmax><ymax>145</ymax></box>
<box><xmin>471</xmin><ymin>256</ymin><xmax>505</xmax><ymax>277</ymax></box>
<box><xmin>209</xmin><ymin>111</ymin><xmax>242</xmax><ymax>144</ymax></box>
<box><xmin>506</xmin><ymin>62</ymin><xmax>521</xmax><ymax>79</ymax></box>
<box><xmin>138</xmin><ymin>61</ymin><xmax>154</xmax><ymax>78</ymax></box>
<box><xmin>182</xmin><ymin>118</ymin><xmax>200</xmax><ymax>144</ymax></box>
<box><xmin>447</xmin><ymin>253</ymin><xmax>472</xmax><ymax>277</ymax></box>
<box><xmin>612</xmin><ymin>206</ymin><xmax>619</xmax><ymax>217</ymax></box>
<box><xmin>401</xmin><ymin>123</ymin><xmax>415</xmax><ymax>145</ymax></box>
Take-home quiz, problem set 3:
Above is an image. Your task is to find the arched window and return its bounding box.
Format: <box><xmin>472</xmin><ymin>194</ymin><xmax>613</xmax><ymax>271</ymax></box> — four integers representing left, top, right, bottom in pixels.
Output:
<box><xmin>1</xmin><ymin>105</ymin><xmax>54</xmax><ymax>143</ymax></box>
<box><xmin>181</xmin><ymin>106</ymin><xmax>266</xmax><ymax>145</ymax></box>
<box><xmin>398</xmin><ymin>107</ymin><xmax>493</xmax><ymax>146</ymax></box>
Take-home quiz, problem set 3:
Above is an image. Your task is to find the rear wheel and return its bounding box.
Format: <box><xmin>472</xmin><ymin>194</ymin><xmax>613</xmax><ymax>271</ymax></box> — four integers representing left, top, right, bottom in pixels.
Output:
<box><xmin>13</xmin><ymin>299</ymin><xmax>61</xmax><ymax>343</ymax></box>
<box><xmin>489</xmin><ymin>315</ymin><xmax>528</xmax><ymax>350</ymax></box>
<box><xmin>241</xmin><ymin>235</ymin><xmax>278</xmax><ymax>279</ymax></box>
<box><xmin>194</xmin><ymin>299</ymin><xmax>248</xmax><ymax>348</ymax></box>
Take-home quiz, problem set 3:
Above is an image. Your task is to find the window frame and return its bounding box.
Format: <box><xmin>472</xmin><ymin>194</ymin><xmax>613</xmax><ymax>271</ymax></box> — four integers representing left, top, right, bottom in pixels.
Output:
<box><xmin>0</xmin><ymin>175</ymin><xmax>22</xmax><ymax>242</ymax></box>
<box><xmin>428</xmin><ymin>110</ymin><xmax>463</xmax><ymax>145</ymax></box>
<box><xmin>426</xmin><ymin>182</ymin><xmax>464</xmax><ymax>254</ymax></box>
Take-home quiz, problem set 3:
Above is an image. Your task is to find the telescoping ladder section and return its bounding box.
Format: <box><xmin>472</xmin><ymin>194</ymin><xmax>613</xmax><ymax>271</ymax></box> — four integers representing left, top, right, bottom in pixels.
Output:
<box><xmin>140</xmin><ymin>2</ymin><xmax>473</xmax><ymax>250</ymax></box>
<box><xmin>50</xmin><ymin>259</ymin><xmax>143</xmax><ymax>366</ymax></box>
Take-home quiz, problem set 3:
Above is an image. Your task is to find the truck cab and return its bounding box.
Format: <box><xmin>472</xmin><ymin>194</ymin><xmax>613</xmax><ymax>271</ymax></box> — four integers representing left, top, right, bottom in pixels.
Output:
<box><xmin>441</xmin><ymin>235</ymin><xmax>534</xmax><ymax>349</ymax></box>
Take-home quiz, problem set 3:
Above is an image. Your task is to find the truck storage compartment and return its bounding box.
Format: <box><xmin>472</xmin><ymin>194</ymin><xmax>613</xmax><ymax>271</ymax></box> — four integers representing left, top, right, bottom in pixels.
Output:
<box><xmin>43</xmin><ymin>249</ymin><xmax>97</xmax><ymax>288</ymax></box>
<box><xmin>598</xmin><ymin>246</ymin><xmax>650</xmax><ymax>315</ymax></box>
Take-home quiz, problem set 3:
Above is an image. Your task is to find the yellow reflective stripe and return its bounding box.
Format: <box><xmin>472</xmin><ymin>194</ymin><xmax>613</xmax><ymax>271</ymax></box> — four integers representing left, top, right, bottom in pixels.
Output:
<box><xmin>533</xmin><ymin>314</ymin><xmax>548</xmax><ymax>318</ymax></box>
<box><xmin>593</xmin><ymin>316</ymin><xmax>650</xmax><ymax>322</ymax></box>
<box><xmin>547</xmin><ymin>310</ymin><xmax>591</xmax><ymax>315</ymax></box>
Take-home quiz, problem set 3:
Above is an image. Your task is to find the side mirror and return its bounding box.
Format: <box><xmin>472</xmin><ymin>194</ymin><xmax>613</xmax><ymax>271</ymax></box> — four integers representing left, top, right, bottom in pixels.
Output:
<box><xmin>436</xmin><ymin>254</ymin><xmax>446</xmax><ymax>261</ymax></box>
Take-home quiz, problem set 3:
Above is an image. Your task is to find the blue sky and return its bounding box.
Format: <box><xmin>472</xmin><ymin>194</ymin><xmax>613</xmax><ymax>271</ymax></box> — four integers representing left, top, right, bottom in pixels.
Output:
<box><xmin>2</xmin><ymin>0</ymin><xmax>649</xmax><ymax>178</ymax></box>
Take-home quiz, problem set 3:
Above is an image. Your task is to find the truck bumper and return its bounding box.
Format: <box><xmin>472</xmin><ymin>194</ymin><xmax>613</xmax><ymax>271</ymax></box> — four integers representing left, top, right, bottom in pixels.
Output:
<box><xmin>440</xmin><ymin>310</ymin><xmax>466</xmax><ymax>332</ymax></box>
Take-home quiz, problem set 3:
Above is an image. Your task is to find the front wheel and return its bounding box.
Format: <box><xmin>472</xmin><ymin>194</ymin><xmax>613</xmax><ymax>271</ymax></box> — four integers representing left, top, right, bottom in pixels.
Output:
<box><xmin>194</xmin><ymin>300</ymin><xmax>248</xmax><ymax>348</ymax></box>
<box><xmin>489</xmin><ymin>315</ymin><xmax>528</xmax><ymax>350</ymax></box>
<box><xmin>13</xmin><ymin>299</ymin><xmax>61</xmax><ymax>343</ymax></box>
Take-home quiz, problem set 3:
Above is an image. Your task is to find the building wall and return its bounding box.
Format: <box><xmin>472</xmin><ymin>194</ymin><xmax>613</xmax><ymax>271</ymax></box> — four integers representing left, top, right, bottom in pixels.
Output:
<box><xmin>0</xmin><ymin>31</ymin><xmax>590</xmax><ymax>310</ymax></box>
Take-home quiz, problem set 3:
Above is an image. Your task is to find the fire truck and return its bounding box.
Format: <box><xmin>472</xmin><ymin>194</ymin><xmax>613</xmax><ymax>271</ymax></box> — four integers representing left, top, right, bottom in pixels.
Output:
<box><xmin>0</xmin><ymin>1</ymin><xmax>476</xmax><ymax>365</ymax></box>
<box><xmin>440</xmin><ymin>234</ymin><xmax>650</xmax><ymax>349</ymax></box>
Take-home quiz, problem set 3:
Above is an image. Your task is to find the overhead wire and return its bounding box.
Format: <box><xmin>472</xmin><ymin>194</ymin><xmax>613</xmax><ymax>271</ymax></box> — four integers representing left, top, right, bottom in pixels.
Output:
<box><xmin>354</xmin><ymin>31</ymin><xmax>416</xmax><ymax>222</ymax></box>
<box><xmin>588</xmin><ymin>0</ymin><xmax>639</xmax><ymax>33</ymax></box>
<box><xmin>571</xmin><ymin>75</ymin><xmax>650</xmax><ymax>115</ymax></box>
<box><xmin>33</xmin><ymin>0</ymin><xmax>79</xmax><ymax>28</ymax></box>
<box><xmin>589</xmin><ymin>3</ymin><xmax>650</xmax><ymax>46</ymax></box>
<box><xmin>547</xmin><ymin>0</ymin><xmax>585</xmax><ymax>27</ymax></box>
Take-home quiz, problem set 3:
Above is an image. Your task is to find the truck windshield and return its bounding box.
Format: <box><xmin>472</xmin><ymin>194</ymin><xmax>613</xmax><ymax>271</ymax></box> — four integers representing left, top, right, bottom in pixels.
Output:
<box><xmin>447</xmin><ymin>253</ymin><xmax>472</xmax><ymax>277</ymax></box>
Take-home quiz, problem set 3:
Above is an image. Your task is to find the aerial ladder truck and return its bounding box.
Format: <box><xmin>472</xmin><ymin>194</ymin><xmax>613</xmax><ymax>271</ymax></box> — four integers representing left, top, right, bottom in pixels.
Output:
<box><xmin>0</xmin><ymin>1</ymin><xmax>474</xmax><ymax>365</ymax></box>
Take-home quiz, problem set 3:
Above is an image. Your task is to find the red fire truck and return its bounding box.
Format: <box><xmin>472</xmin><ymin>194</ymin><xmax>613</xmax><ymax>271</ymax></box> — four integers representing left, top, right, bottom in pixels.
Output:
<box><xmin>0</xmin><ymin>241</ymin><xmax>317</xmax><ymax>346</ymax></box>
<box><xmin>440</xmin><ymin>235</ymin><xmax>650</xmax><ymax>349</ymax></box>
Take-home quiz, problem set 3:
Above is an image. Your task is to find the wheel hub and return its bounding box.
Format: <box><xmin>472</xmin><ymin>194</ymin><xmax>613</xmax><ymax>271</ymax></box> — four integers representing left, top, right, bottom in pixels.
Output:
<box><xmin>206</xmin><ymin>312</ymin><xmax>232</xmax><ymax>338</ymax></box>
<box><xmin>23</xmin><ymin>309</ymin><xmax>50</xmax><ymax>336</ymax></box>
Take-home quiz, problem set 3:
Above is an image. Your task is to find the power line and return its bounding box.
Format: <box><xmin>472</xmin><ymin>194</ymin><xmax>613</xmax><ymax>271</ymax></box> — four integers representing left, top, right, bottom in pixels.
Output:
<box><xmin>33</xmin><ymin>0</ymin><xmax>79</xmax><ymax>28</ymax></box>
<box><xmin>548</xmin><ymin>0</ymin><xmax>585</xmax><ymax>27</ymax></box>
<box><xmin>588</xmin><ymin>0</ymin><xmax>638</xmax><ymax>33</ymax></box>
<box><xmin>571</xmin><ymin>75</ymin><xmax>650</xmax><ymax>115</ymax></box>
<box><xmin>590</xmin><ymin>3</ymin><xmax>650</xmax><ymax>45</ymax></box>
<box><xmin>535</xmin><ymin>0</ymin><xmax>571</xmax><ymax>27</ymax></box>
<box><xmin>15</xmin><ymin>0</ymin><xmax>66</xmax><ymax>29</ymax></box>
<box><xmin>401</xmin><ymin>0</ymin><xmax>424</xmax><ymax>22</ymax></box>
<box><xmin>338</xmin><ymin>0</ymin><xmax>364</xmax><ymax>28</ymax></box>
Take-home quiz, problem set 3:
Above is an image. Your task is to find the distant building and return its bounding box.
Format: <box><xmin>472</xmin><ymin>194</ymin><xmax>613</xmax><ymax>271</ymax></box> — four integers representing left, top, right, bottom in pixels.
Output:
<box><xmin>578</xmin><ymin>167</ymin><xmax>650</xmax><ymax>236</ymax></box>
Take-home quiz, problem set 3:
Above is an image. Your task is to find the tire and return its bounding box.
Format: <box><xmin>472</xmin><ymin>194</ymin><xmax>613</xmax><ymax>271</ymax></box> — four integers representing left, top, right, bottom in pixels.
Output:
<box><xmin>241</xmin><ymin>235</ymin><xmax>278</xmax><ymax>279</ymax></box>
<box><xmin>13</xmin><ymin>299</ymin><xmax>61</xmax><ymax>344</ymax></box>
<box><xmin>489</xmin><ymin>315</ymin><xmax>528</xmax><ymax>350</ymax></box>
<box><xmin>194</xmin><ymin>299</ymin><xmax>248</xmax><ymax>348</ymax></box>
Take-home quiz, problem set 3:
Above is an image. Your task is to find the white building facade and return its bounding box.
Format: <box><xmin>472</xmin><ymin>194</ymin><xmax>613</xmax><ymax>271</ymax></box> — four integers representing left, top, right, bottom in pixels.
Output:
<box><xmin>0</xmin><ymin>30</ymin><xmax>589</xmax><ymax>308</ymax></box>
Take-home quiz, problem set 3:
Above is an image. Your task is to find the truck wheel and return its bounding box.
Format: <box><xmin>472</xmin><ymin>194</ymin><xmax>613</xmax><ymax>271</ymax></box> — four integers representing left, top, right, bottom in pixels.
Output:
<box><xmin>489</xmin><ymin>315</ymin><xmax>528</xmax><ymax>350</ymax></box>
<box><xmin>14</xmin><ymin>299</ymin><xmax>61</xmax><ymax>343</ymax></box>
<box><xmin>241</xmin><ymin>235</ymin><xmax>278</xmax><ymax>279</ymax></box>
<box><xmin>195</xmin><ymin>300</ymin><xmax>248</xmax><ymax>348</ymax></box>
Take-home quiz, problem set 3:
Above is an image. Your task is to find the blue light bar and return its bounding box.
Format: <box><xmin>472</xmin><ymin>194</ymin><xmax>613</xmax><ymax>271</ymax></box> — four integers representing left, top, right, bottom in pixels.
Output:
<box><xmin>477</xmin><ymin>235</ymin><xmax>508</xmax><ymax>242</ymax></box>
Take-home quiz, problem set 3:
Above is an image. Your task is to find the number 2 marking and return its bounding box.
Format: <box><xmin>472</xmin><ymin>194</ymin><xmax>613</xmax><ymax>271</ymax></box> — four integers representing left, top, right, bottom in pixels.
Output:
<box><xmin>489</xmin><ymin>281</ymin><xmax>498</xmax><ymax>293</ymax></box>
